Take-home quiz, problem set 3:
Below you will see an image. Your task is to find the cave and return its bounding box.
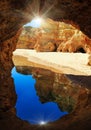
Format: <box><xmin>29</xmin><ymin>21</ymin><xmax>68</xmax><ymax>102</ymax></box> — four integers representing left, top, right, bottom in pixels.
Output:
<box><xmin>77</xmin><ymin>47</ymin><xmax>86</xmax><ymax>53</ymax></box>
<box><xmin>16</xmin><ymin>18</ymin><xmax>91</xmax><ymax>53</ymax></box>
<box><xmin>1</xmin><ymin>0</ymin><xmax>91</xmax><ymax>130</ymax></box>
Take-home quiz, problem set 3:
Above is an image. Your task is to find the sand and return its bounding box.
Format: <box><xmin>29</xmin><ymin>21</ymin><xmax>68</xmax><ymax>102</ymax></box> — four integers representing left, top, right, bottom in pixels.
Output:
<box><xmin>12</xmin><ymin>49</ymin><xmax>91</xmax><ymax>76</ymax></box>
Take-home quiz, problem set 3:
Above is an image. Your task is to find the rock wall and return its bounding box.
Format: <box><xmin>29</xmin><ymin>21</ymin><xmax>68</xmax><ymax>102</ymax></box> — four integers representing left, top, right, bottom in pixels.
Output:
<box><xmin>0</xmin><ymin>29</ymin><xmax>21</xmax><ymax>113</ymax></box>
<box><xmin>17</xmin><ymin>19</ymin><xmax>91</xmax><ymax>52</ymax></box>
<box><xmin>40</xmin><ymin>0</ymin><xmax>91</xmax><ymax>38</ymax></box>
<box><xmin>0</xmin><ymin>0</ymin><xmax>91</xmax><ymax>130</ymax></box>
<box><xmin>0</xmin><ymin>0</ymin><xmax>91</xmax><ymax>44</ymax></box>
<box><xmin>16</xmin><ymin>27</ymin><xmax>38</xmax><ymax>49</ymax></box>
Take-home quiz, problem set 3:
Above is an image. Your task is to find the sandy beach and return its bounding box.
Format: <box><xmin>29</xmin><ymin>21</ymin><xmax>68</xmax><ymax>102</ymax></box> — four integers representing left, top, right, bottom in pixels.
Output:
<box><xmin>13</xmin><ymin>49</ymin><xmax>91</xmax><ymax>76</ymax></box>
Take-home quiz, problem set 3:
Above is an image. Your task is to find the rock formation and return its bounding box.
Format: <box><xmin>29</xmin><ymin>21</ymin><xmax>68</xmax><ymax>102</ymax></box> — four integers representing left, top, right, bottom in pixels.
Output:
<box><xmin>16</xmin><ymin>19</ymin><xmax>91</xmax><ymax>53</ymax></box>
<box><xmin>1</xmin><ymin>0</ymin><xmax>91</xmax><ymax>130</ymax></box>
<box><xmin>57</xmin><ymin>30</ymin><xmax>91</xmax><ymax>53</ymax></box>
<box><xmin>0</xmin><ymin>30</ymin><xmax>21</xmax><ymax>112</ymax></box>
<box><xmin>16</xmin><ymin>27</ymin><xmax>37</xmax><ymax>49</ymax></box>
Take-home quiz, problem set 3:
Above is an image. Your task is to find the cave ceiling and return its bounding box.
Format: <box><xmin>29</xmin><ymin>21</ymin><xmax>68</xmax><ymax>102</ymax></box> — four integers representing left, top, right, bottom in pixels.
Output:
<box><xmin>0</xmin><ymin>0</ymin><xmax>91</xmax><ymax>44</ymax></box>
<box><xmin>1</xmin><ymin>1</ymin><xmax>91</xmax><ymax>130</ymax></box>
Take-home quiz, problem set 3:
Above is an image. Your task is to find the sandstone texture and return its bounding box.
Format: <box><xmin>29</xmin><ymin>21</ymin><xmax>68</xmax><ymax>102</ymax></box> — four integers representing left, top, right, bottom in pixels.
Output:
<box><xmin>17</xmin><ymin>19</ymin><xmax>91</xmax><ymax>52</ymax></box>
<box><xmin>13</xmin><ymin>49</ymin><xmax>91</xmax><ymax>75</ymax></box>
<box><xmin>0</xmin><ymin>0</ymin><xmax>91</xmax><ymax>130</ymax></box>
<box><xmin>0</xmin><ymin>30</ymin><xmax>21</xmax><ymax>113</ymax></box>
<box><xmin>0</xmin><ymin>0</ymin><xmax>91</xmax><ymax>43</ymax></box>
<box><xmin>16</xmin><ymin>27</ymin><xmax>37</xmax><ymax>49</ymax></box>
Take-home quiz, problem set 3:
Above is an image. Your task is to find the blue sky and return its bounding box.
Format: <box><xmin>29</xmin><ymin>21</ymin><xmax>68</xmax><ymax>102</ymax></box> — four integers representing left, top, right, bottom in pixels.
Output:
<box><xmin>11</xmin><ymin>67</ymin><xmax>67</xmax><ymax>124</ymax></box>
<box><xmin>24</xmin><ymin>18</ymin><xmax>42</xmax><ymax>28</ymax></box>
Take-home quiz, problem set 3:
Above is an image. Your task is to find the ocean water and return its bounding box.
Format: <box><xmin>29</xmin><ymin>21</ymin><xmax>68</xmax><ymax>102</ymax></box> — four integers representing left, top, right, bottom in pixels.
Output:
<box><xmin>11</xmin><ymin>67</ymin><xmax>68</xmax><ymax>125</ymax></box>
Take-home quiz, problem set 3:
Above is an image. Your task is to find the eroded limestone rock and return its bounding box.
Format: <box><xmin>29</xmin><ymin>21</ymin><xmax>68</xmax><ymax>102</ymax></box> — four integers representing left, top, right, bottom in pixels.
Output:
<box><xmin>0</xmin><ymin>29</ymin><xmax>21</xmax><ymax>112</ymax></box>
<box><xmin>1</xmin><ymin>0</ymin><xmax>91</xmax><ymax>129</ymax></box>
<box><xmin>16</xmin><ymin>27</ymin><xmax>37</xmax><ymax>49</ymax></box>
<box><xmin>17</xmin><ymin>19</ymin><xmax>91</xmax><ymax>53</ymax></box>
<box><xmin>57</xmin><ymin>30</ymin><xmax>91</xmax><ymax>53</ymax></box>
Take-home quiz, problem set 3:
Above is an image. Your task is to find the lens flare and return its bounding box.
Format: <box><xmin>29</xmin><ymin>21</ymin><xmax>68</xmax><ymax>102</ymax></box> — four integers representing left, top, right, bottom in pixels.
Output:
<box><xmin>34</xmin><ymin>17</ymin><xmax>42</xmax><ymax>24</ymax></box>
<box><xmin>39</xmin><ymin>121</ymin><xmax>47</xmax><ymax>125</ymax></box>
<box><xmin>30</xmin><ymin>17</ymin><xmax>42</xmax><ymax>28</ymax></box>
<box><xmin>24</xmin><ymin>17</ymin><xmax>43</xmax><ymax>28</ymax></box>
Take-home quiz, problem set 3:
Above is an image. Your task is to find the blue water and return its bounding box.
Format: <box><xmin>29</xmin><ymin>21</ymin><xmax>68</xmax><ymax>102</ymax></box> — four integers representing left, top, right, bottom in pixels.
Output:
<box><xmin>11</xmin><ymin>67</ymin><xmax>67</xmax><ymax>125</ymax></box>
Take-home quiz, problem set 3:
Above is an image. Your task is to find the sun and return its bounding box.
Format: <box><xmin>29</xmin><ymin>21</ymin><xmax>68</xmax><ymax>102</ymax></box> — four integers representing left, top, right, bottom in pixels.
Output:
<box><xmin>39</xmin><ymin>121</ymin><xmax>47</xmax><ymax>125</ymax></box>
<box><xmin>24</xmin><ymin>17</ymin><xmax>43</xmax><ymax>28</ymax></box>
<box><xmin>34</xmin><ymin>17</ymin><xmax>42</xmax><ymax>24</ymax></box>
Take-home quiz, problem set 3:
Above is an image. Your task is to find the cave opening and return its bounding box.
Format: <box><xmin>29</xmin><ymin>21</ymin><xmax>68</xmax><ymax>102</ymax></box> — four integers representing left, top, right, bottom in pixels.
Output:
<box><xmin>24</xmin><ymin>17</ymin><xmax>43</xmax><ymax>28</ymax></box>
<box><xmin>1</xmin><ymin>0</ymin><xmax>91</xmax><ymax>129</ymax></box>
<box><xmin>77</xmin><ymin>47</ymin><xmax>86</xmax><ymax>53</ymax></box>
<box><xmin>12</xmin><ymin>67</ymin><xmax>68</xmax><ymax>125</ymax></box>
<box><xmin>16</xmin><ymin>17</ymin><xmax>91</xmax><ymax>53</ymax></box>
<box><xmin>11</xmin><ymin>16</ymin><xmax>91</xmax><ymax>126</ymax></box>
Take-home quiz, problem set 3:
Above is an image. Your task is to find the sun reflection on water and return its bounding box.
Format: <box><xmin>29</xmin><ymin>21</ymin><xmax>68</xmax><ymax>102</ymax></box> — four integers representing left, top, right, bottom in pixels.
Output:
<box><xmin>11</xmin><ymin>67</ymin><xmax>68</xmax><ymax>125</ymax></box>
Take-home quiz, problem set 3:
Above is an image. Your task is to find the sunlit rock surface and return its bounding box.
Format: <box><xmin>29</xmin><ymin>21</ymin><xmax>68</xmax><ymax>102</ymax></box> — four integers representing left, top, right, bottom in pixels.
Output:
<box><xmin>16</xmin><ymin>27</ymin><xmax>37</xmax><ymax>49</ymax></box>
<box><xmin>16</xmin><ymin>19</ymin><xmax>91</xmax><ymax>53</ymax></box>
<box><xmin>1</xmin><ymin>0</ymin><xmax>91</xmax><ymax>130</ymax></box>
<box><xmin>0</xmin><ymin>0</ymin><xmax>91</xmax><ymax>43</ymax></box>
<box><xmin>13</xmin><ymin>49</ymin><xmax>91</xmax><ymax>75</ymax></box>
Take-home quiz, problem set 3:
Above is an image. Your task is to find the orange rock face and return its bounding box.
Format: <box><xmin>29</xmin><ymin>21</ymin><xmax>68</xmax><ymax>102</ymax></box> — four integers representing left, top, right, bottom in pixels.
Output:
<box><xmin>16</xmin><ymin>27</ymin><xmax>38</xmax><ymax>49</ymax></box>
<box><xmin>17</xmin><ymin>19</ymin><xmax>91</xmax><ymax>53</ymax></box>
<box><xmin>1</xmin><ymin>0</ymin><xmax>91</xmax><ymax>130</ymax></box>
<box><xmin>57</xmin><ymin>30</ymin><xmax>91</xmax><ymax>53</ymax></box>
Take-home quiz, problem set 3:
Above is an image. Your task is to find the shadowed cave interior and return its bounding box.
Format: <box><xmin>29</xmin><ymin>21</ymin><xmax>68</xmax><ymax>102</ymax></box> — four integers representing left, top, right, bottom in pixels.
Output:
<box><xmin>1</xmin><ymin>1</ymin><xmax>91</xmax><ymax>130</ymax></box>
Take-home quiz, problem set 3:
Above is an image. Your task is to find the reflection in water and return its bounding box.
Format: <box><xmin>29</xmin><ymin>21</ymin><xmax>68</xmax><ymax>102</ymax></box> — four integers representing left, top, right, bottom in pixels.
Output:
<box><xmin>15</xmin><ymin>66</ymin><xmax>82</xmax><ymax>113</ymax></box>
<box><xmin>11</xmin><ymin>67</ymin><xmax>68</xmax><ymax>125</ymax></box>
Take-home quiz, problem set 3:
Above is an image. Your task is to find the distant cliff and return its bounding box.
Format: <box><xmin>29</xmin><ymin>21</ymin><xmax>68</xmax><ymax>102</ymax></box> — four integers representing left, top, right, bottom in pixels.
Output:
<box><xmin>16</xmin><ymin>19</ymin><xmax>91</xmax><ymax>53</ymax></box>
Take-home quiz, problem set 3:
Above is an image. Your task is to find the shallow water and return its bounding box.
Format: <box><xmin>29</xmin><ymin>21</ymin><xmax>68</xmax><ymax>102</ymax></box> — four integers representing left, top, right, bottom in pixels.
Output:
<box><xmin>11</xmin><ymin>67</ymin><xmax>68</xmax><ymax>125</ymax></box>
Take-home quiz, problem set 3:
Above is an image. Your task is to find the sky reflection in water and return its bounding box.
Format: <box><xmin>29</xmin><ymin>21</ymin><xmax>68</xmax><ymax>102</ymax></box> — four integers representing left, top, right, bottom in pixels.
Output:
<box><xmin>11</xmin><ymin>67</ymin><xmax>67</xmax><ymax>124</ymax></box>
